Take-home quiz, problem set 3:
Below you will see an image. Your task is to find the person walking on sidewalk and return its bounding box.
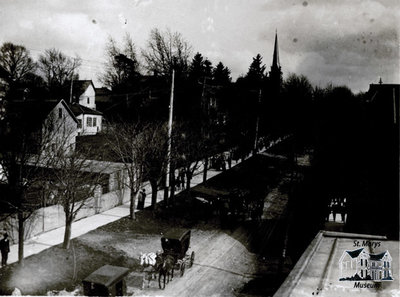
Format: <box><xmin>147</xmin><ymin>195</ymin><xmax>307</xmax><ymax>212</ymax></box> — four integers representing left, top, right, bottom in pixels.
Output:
<box><xmin>137</xmin><ymin>188</ymin><xmax>146</xmax><ymax>210</ymax></box>
<box><xmin>0</xmin><ymin>232</ymin><xmax>10</xmax><ymax>267</ymax></box>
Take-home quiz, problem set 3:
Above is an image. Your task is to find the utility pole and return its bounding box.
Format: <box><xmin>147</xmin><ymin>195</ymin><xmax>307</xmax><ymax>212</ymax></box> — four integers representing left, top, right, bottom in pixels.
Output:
<box><xmin>165</xmin><ymin>69</ymin><xmax>175</xmax><ymax>204</ymax></box>
<box><xmin>201</xmin><ymin>76</ymin><xmax>209</xmax><ymax>183</ymax></box>
<box><xmin>69</xmin><ymin>78</ymin><xmax>74</xmax><ymax>104</ymax></box>
<box><xmin>253</xmin><ymin>89</ymin><xmax>262</xmax><ymax>155</ymax></box>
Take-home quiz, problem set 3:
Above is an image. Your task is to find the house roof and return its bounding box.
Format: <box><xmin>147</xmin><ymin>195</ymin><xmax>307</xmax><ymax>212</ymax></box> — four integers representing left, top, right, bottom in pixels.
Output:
<box><xmin>6</xmin><ymin>99</ymin><xmax>77</xmax><ymax>130</ymax></box>
<box><xmin>369</xmin><ymin>251</ymin><xmax>387</xmax><ymax>261</ymax></box>
<box><xmin>345</xmin><ymin>248</ymin><xmax>364</xmax><ymax>258</ymax></box>
<box><xmin>94</xmin><ymin>87</ymin><xmax>112</xmax><ymax>103</ymax></box>
<box><xmin>366</xmin><ymin>83</ymin><xmax>400</xmax><ymax>103</ymax></box>
<box><xmin>71</xmin><ymin>80</ymin><xmax>94</xmax><ymax>99</ymax></box>
<box><xmin>69</xmin><ymin>103</ymin><xmax>103</xmax><ymax>116</ymax></box>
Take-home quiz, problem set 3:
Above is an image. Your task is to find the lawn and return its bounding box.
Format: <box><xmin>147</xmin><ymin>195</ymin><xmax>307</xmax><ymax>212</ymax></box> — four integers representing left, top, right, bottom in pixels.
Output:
<box><xmin>0</xmin><ymin>207</ymin><xmax>197</xmax><ymax>296</ymax></box>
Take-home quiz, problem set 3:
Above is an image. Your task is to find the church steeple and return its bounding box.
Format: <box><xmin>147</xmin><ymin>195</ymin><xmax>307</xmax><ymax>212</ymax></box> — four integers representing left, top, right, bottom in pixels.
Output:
<box><xmin>272</xmin><ymin>30</ymin><xmax>280</xmax><ymax>70</ymax></box>
<box><xmin>269</xmin><ymin>30</ymin><xmax>282</xmax><ymax>93</ymax></box>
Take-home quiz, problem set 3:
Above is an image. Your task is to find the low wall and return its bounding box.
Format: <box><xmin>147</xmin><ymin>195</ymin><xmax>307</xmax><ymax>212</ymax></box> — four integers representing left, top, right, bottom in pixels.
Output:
<box><xmin>0</xmin><ymin>187</ymin><xmax>131</xmax><ymax>244</ymax></box>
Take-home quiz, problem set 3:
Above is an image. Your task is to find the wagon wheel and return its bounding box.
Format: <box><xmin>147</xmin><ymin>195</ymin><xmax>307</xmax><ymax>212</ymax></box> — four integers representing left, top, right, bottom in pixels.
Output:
<box><xmin>189</xmin><ymin>251</ymin><xmax>195</xmax><ymax>268</ymax></box>
<box><xmin>180</xmin><ymin>262</ymin><xmax>186</xmax><ymax>277</ymax></box>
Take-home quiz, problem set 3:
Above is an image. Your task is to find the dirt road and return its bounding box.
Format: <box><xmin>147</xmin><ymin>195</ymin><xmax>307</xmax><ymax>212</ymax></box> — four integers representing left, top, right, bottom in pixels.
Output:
<box><xmin>125</xmin><ymin>229</ymin><xmax>257</xmax><ymax>297</ymax></box>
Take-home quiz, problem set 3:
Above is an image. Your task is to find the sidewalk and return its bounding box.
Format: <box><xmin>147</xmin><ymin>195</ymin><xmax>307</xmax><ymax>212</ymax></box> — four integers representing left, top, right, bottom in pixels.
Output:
<box><xmin>6</xmin><ymin>159</ymin><xmax>241</xmax><ymax>265</ymax></box>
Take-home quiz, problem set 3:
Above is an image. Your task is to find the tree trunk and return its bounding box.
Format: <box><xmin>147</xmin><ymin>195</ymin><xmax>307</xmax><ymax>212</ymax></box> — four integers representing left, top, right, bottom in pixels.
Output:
<box><xmin>186</xmin><ymin>170</ymin><xmax>192</xmax><ymax>190</ymax></box>
<box><xmin>63</xmin><ymin>219</ymin><xmax>72</xmax><ymax>249</ymax></box>
<box><xmin>163</xmin><ymin>173</ymin><xmax>169</xmax><ymax>206</ymax></box>
<box><xmin>17</xmin><ymin>212</ymin><xmax>24</xmax><ymax>264</ymax></box>
<box><xmin>203</xmin><ymin>157</ymin><xmax>208</xmax><ymax>183</ymax></box>
<box><xmin>130</xmin><ymin>189</ymin><xmax>137</xmax><ymax>220</ymax></box>
<box><xmin>150</xmin><ymin>179</ymin><xmax>158</xmax><ymax>209</ymax></box>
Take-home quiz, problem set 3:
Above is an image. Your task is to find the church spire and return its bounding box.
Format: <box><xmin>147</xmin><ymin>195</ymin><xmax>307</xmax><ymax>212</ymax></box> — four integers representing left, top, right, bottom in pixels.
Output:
<box><xmin>272</xmin><ymin>30</ymin><xmax>280</xmax><ymax>70</ymax></box>
<box><xmin>269</xmin><ymin>30</ymin><xmax>282</xmax><ymax>93</ymax></box>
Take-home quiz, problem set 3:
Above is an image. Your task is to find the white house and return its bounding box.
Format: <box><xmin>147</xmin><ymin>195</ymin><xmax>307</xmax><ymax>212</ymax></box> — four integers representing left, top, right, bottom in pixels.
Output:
<box><xmin>43</xmin><ymin>99</ymin><xmax>79</xmax><ymax>154</ymax></box>
<box><xmin>339</xmin><ymin>248</ymin><xmax>370</xmax><ymax>280</ymax></box>
<box><xmin>69</xmin><ymin>80</ymin><xmax>103</xmax><ymax>136</ymax></box>
<box><xmin>339</xmin><ymin>248</ymin><xmax>393</xmax><ymax>281</ymax></box>
<box><xmin>6</xmin><ymin>99</ymin><xmax>78</xmax><ymax>155</ymax></box>
<box><xmin>369</xmin><ymin>251</ymin><xmax>393</xmax><ymax>281</ymax></box>
<box><xmin>70</xmin><ymin>104</ymin><xmax>103</xmax><ymax>136</ymax></box>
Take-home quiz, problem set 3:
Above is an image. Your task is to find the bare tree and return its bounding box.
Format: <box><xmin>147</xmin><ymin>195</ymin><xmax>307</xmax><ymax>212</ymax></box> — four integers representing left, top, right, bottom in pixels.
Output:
<box><xmin>172</xmin><ymin>122</ymin><xmax>207</xmax><ymax>190</ymax></box>
<box><xmin>145</xmin><ymin>123</ymin><xmax>169</xmax><ymax>208</ymax></box>
<box><xmin>142</xmin><ymin>28</ymin><xmax>192</xmax><ymax>77</ymax></box>
<box><xmin>107</xmin><ymin>123</ymin><xmax>159</xmax><ymax>219</ymax></box>
<box><xmin>37</xmin><ymin>48</ymin><xmax>81</xmax><ymax>97</ymax></box>
<box><xmin>0</xmin><ymin>42</ymin><xmax>36</xmax><ymax>99</ymax></box>
<box><xmin>44</xmin><ymin>148</ymin><xmax>103</xmax><ymax>249</ymax></box>
<box><xmin>100</xmin><ymin>34</ymin><xmax>141</xmax><ymax>91</ymax></box>
<box><xmin>0</xmin><ymin>99</ymin><xmax>77</xmax><ymax>262</ymax></box>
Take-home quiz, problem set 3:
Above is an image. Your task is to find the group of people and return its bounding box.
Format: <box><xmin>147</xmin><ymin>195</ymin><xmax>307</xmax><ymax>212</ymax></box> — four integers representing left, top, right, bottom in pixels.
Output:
<box><xmin>326</xmin><ymin>198</ymin><xmax>347</xmax><ymax>223</ymax></box>
<box><xmin>174</xmin><ymin>169</ymin><xmax>186</xmax><ymax>191</ymax></box>
<box><xmin>0</xmin><ymin>231</ymin><xmax>10</xmax><ymax>267</ymax></box>
<box><xmin>210</xmin><ymin>152</ymin><xmax>232</xmax><ymax>171</ymax></box>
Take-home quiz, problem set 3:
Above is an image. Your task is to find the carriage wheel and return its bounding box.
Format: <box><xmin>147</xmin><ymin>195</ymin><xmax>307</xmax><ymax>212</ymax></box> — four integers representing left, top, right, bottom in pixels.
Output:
<box><xmin>159</xmin><ymin>272</ymin><xmax>166</xmax><ymax>290</ymax></box>
<box><xmin>189</xmin><ymin>251</ymin><xmax>195</xmax><ymax>268</ymax></box>
<box><xmin>180</xmin><ymin>262</ymin><xmax>186</xmax><ymax>277</ymax></box>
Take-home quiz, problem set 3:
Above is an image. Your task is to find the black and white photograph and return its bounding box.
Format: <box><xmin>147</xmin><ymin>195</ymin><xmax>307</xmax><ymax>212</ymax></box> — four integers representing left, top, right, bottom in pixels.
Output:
<box><xmin>0</xmin><ymin>0</ymin><xmax>399</xmax><ymax>296</ymax></box>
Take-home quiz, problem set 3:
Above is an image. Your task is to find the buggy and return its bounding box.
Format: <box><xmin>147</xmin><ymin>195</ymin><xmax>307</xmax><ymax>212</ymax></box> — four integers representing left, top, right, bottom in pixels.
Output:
<box><xmin>159</xmin><ymin>229</ymin><xmax>195</xmax><ymax>288</ymax></box>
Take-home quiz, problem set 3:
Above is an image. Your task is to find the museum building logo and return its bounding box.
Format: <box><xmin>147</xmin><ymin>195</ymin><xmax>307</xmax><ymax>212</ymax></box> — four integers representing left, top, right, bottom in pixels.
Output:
<box><xmin>339</xmin><ymin>246</ymin><xmax>394</xmax><ymax>282</ymax></box>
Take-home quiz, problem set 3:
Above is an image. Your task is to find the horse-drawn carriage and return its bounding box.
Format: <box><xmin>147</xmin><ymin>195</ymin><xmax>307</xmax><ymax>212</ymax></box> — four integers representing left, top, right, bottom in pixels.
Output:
<box><xmin>140</xmin><ymin>229</ymin><xmax>195</xmax><ymax>290</ymax></box>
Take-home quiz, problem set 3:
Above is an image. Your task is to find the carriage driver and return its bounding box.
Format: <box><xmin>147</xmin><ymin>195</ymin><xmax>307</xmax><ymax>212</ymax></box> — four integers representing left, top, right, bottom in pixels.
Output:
<box><xmin>155</xmin><ymin>250</ymin><xmax>163</xmax><ymax>269</ymax></box>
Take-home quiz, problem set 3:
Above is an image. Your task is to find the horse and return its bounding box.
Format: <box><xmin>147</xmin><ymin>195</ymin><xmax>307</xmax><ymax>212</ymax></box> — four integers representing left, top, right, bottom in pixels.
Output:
<box><xmin>159</xmin><ymin>254</ymin><xmax>175</xmax><ymax>289</ymax></box>
<box><xmin>139</xmin><ymin>252</ymin><xmax>162</xmax><ymax>289</ymax></box>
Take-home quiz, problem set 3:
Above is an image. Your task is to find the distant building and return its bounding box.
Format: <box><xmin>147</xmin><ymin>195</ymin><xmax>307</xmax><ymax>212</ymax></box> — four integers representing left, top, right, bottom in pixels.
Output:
<box><xmin>70</xmin><ymin>80</ymin><xmax>96</xmax><ymax>109</ymax></box>
<box><xmin>361</xmin><ymin>82</ymin><xmax>399</xmax><ymax>239</ymax></box>
<box><xmin>366</xmin><ymin>83</ymin><xmax>399</xmax><ymax>127</ymax></box>
<box><xmin>68</xmin><ymin>80</ymin><xmax>103</xmax><ymax>136</ymax></box>
<box><xmin>94</xmin><ymin>87</ymin><xmax>112</xmax><ymax>105</ymax></box>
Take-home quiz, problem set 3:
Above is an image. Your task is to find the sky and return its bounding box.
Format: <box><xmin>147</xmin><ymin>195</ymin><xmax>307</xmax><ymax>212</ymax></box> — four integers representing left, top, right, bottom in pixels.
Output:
<box><xmin>0</xmin><ymin>0</ymin><xmax>399</xmax><ymax>93</ymax></box>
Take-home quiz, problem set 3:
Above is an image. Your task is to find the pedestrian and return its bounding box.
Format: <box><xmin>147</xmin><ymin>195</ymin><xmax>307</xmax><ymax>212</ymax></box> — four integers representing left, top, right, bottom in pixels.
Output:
<box><xmin>332</xmin><ymin>199</ymin><xmax>339</xmax><ymax>222</ymax></box>
<box><xmin>227</xmin><ymin>152</ymin><xmax>232</xmax><ymax>169</ymax></box>
<box><xmin>325</xmin><ymin>203</ymin><xmax>331</xmax><ymax>222</ymax></box>
<box><xmin>0</xmin><ymin>232</ymin><xmax>10</xmax><ymax>267</ymax></box>
<box><xmin>179</xmin><ymin>169</ymin><xmax>185</xmax><ymax>189</ymax></box>
<box><xmin>137</xmin><ymin>189</ymin><xmax>146</xmax><ymax>210</ymax></box>
<box><xmin>340</xmin><ymin>199</ymin><xmax>347</xmax><ymax>223</ymax></box>
<box><xmin>221</xmin><ymin>154</ymin><xmax>226</xmax><ymax>171</ymax></box>
<box><xmin>175</xmin><ymin>171</ymin><xmax>181</xmax><ymax>190</ymax></box>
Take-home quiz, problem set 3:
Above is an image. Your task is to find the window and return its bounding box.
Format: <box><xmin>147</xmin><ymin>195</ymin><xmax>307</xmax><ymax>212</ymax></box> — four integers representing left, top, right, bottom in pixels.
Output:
<box><xmin>87</xmin><ymin>97</ymin><xmax>90</xmax><ymax>104</ymax></box>
<box><xmin>87</xmin><ymin>117</ymin><xmax>92</xmax><ymax>127</ymax></box>
<box><xmin>361</xmin><ymin>259</ymin><xmax>363</xmax><ymax>266</ymax></box>
<box><xmin>77</xmin><ymin>119</ymin><xmax>82</xmax><ymax>128</ymax></box>
<box><xmin>361</xmin><ymin>270</ymin><xmax>363</xmax><ymax>277</ymax></box>
<box><xmin>58</xmin><ymin>108</ymin><xmax>62</xmax><ymax>119</ymax></box>
<box><xmin>93</xmin><ymin>117</ymin><xmax>97</xmax><ymax>127</ymax></box>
